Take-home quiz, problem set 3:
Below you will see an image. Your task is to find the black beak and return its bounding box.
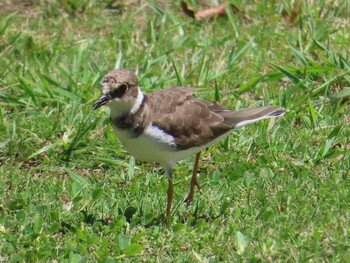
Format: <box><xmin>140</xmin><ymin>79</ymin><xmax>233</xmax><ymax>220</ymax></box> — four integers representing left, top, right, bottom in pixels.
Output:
<box><xmin>93</xmin><ymin>94</ymin><xmax>111</xmax><ymax>110</ymax></box>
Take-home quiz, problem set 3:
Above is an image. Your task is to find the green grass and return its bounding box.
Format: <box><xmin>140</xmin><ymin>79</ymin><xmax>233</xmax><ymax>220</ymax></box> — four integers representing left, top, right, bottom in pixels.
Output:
<box><xmin>1</xmin><ymin>0</ymin><xmax>350</xmax><ymax>261</ymax></box>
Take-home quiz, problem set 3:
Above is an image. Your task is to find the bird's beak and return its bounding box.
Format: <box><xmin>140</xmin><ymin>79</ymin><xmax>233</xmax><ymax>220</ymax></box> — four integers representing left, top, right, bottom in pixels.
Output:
<box><xmin>93</xmin><ymin>94</ymin><xmax>111</xmax><ymax>110</ymax></box>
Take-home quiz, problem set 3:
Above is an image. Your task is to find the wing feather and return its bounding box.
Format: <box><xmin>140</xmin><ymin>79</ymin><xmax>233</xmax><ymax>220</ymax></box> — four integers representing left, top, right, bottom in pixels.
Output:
<box><xmin>146</xmin><ymin>87</ymin><xmax>286</xmax><ymax>150</ymax></box>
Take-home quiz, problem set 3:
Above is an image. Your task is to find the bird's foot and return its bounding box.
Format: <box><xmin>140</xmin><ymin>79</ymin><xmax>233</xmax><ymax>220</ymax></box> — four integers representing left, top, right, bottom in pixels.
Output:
<box><xmin>184</xmin><ymin>195</ymin><xmax>194</xmax><ymax>205</ymax></box>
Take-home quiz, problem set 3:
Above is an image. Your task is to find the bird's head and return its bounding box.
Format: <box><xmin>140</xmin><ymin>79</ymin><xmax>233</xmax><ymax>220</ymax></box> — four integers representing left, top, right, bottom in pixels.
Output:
<box><xmin>93</xmin><ymin>69</ymin><xmax>144</xmax><ymax>118</ymax></box>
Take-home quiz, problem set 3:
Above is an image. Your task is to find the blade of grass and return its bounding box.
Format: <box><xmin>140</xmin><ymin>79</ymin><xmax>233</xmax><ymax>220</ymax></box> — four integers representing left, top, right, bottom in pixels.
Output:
<box><xmin>172</xmin><ymin>58</ymin><xmax>184</xmax><ymax>86</ymax></box>
<box><xmin>65</xmin><ymin>167</ymin><xmax>90</xmax><ymax>187</ymax></box>
<box><xmin>226</xmin><ymin>3</ymin><xmax>240</xmax><ymax>38</ymax></box>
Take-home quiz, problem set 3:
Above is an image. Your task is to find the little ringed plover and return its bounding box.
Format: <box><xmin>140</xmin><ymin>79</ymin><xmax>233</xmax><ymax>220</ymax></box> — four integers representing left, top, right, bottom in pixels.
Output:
<box><xmin>93</xmin><ymin>69</ymin><xmax>287</xmax><ymax>216</ymax></box>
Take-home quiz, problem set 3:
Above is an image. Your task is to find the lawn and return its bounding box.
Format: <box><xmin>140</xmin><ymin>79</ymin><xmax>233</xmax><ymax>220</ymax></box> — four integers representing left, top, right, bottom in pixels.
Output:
<box><xmin>0</xmin><ymin>0</ymin><xmax>349</xmax><ymax>261</ymax></box>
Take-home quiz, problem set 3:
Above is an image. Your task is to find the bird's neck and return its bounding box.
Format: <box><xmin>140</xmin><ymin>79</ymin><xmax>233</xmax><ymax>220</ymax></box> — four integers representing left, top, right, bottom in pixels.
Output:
<box><xmin>109</xmin><ymin>87</ymin><xmax>144</xmax><ymax>120</ymax></box>
<box><xmin>110</xmin><ymin>89</ymin><xmax>148</xmax><ymax>136</ymax></box>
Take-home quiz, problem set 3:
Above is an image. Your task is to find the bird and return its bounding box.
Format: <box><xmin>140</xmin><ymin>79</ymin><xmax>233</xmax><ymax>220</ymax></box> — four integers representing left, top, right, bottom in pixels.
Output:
<box><xmin>93</xmin><ymin>69</ymin><xmax>287</xmax><ymax>216</ymax></box>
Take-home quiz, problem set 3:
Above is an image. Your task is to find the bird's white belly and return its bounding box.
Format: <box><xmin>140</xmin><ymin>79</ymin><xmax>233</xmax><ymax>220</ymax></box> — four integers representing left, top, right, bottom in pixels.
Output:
<box><xmin>112</xmin><ymin>124</ymin><xmax>234</xmax><ymax>166</ymax></box>
<box><xmin>111</xmin><ymin>124</ymin><xmax>197</xmax><ymax>164</ymax></box>
<box><xmin>114</xmin><ymin>129</ymin><xmax>170</xmax><ymax>162</ymax></box>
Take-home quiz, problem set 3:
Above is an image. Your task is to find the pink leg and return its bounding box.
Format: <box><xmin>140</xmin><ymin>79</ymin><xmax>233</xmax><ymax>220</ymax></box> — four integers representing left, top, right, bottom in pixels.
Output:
<box><xmin>184</xmin><ymin>152</ymin><xmax>203</xmax><ymax>205</ymax></box>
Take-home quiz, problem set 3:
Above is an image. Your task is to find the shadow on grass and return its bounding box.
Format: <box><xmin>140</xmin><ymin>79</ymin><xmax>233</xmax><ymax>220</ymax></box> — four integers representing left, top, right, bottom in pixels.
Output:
<box><xmin>57</xmin><ymin>203</ymin><xmax>225</xmax><ymax>235</ymax></box>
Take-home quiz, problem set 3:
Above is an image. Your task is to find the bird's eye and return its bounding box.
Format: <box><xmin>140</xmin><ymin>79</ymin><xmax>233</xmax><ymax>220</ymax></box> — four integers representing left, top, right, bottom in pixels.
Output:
<box><xmin>119</xmin><ymin>83</ymin><xmax>129</xmax><ymax>94</ymax></box>
<box><xmin>110</xmin><ymin>83</ymin><xmax>129</xmax><ymax>99</ymax></box>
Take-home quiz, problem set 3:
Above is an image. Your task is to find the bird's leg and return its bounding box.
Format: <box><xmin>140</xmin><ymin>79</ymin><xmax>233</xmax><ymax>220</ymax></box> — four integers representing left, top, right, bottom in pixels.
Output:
<box><xmin>192</xmin><ymin>152</ymin><xmax>203</xmax><ymax>194</ymax></box>
<box><xmin>184</xmin><ymin>152</ymin><xmax>203</xmax><ymax>205</ymax></box>
<box><xmin>164</xmin><ymin>165</ymin><xmax>174</xmax><ymax>216</ymax></box>
<box><xmin>166</xmin><ymin>178</ymin><xmax>173</xmax><ymax>216</ymax></box>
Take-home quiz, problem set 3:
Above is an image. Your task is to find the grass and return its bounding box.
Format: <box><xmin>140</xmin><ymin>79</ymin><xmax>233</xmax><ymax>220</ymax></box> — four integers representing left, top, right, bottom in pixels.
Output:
<box><xmin>0</xmin><ymin>0</ymin><xmax>349</xmax><ymax>261</ymax></box>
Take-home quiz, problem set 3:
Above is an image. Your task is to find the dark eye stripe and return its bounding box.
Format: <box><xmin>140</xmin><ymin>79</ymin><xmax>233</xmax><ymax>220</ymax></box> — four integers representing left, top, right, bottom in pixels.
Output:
<box><xmin>110</xmin><ymin>83</ymin><xmax>129</xmax><ymax>99</ymax></box>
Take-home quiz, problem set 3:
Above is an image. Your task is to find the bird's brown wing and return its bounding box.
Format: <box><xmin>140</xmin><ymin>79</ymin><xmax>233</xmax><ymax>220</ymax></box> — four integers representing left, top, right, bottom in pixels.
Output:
<box><xmin>146</xmin><ymin>87</ymin><xmax>233</xmax><ymax>150</ymax></box>
<box><xmin>146</xmin><ymin>87</ymin><xmax>287</xmax><ymax>150</ymax></box>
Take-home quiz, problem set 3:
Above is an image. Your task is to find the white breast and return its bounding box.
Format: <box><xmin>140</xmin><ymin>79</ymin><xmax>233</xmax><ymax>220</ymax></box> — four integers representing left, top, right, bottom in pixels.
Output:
<box><xmin>111</xmin><ymin>123</ymin><xmax>215</xmax><ymax>166</ymax></box>
<box><xmin>112</xmin><ymin>124</ymin><xmax>175</xmax><ymax>162</ymax></box>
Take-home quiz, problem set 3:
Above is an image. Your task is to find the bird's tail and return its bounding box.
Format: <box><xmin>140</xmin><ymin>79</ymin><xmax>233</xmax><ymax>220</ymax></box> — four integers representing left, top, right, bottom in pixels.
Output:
<box><xmin>225</xmin><ymin>106</ymin><xmax>287</xmax><ymax>129</ymax></box>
